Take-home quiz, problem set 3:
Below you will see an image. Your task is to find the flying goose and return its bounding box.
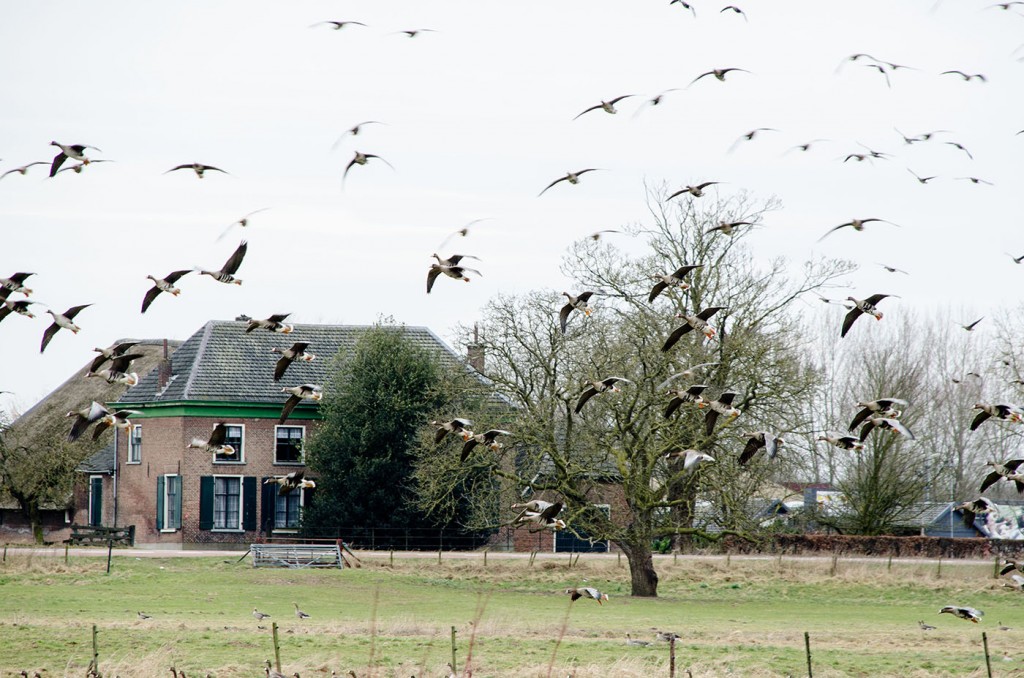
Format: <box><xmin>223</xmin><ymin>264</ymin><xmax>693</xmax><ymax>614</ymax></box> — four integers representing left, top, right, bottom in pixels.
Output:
<box><xmin>1000</xmin><ymin>558</ymin><xmax>1024</xmax><ymax>576</ymax></box>
<box><xmin>394</xmin><ymin>28</ymin><xmax>437</xmax><ymax>38</ymax></box>
<box><xmin>92</xmin><ymin>409</ymin><xmax>141</xmax><ymax>440</ymax></box>
<box><xmin>427</xmin><ymin>263</ymin><xmax>482</xmax><ymax>293</ymax></box>
<box><xmin>311</xmin><ymin>20</ymin><xmax>367</xmax><ymax>30</ymax></box>
<box><xmin>142</xmin><ymin>270</ymin><xmax>191</xmax><ymax>313</ymax></box>
<box><xmin>980</xmin><ymin>459</ymin><xmax>1024</xmax><ymax>493</ymax></box>
<box><xmin>165</xmin><ymin>163</ymin><xmax>228</xmax><ymax>178</ymax></box>
<box><xmin>89</xmin><ymin>342</ymin><xmax>139</xmax><ymax>373</ymax></box>
<box><xmin>460</xmin><ymin>428</ymin><xmax>511</xmax><ymax>462</ymax></box>
<box><xmin>944</xmin><ymin>141</ymin><xmax>974</xmax><ymax>159</ymax></box>
<box><xmin>704</xmin><ymin>392</ymin><xmax>740</xmax><ymax>435</ymax></box>
<box><xmin>188</xmin><ymin>423</ymin><xmax>235</xmax><ymax>456</ymax></box>
<box><xmin>0</xmin><ymin>296</ymin><xmax>37</xmax><ymax>325</ymax></box>
<box><xmin>786</xmin><ymin>139</ymin><xmax>828</xmax><ymax>153</ymax></box>
<box><xmin>957</xmin><ymin>497</ymin><xmax>996</xmax><ymax>527</ymax></box>
<box><xmin>955</xmin><ymin>176</ymin><xmax>994</xmax><ymax>185</ymax></box>
<box><xmin>271</xmin><ymin>342</ymin><xmax>315</xmax><ymax>382</ymax></box>
<box><xmin>971</xmin><ymin>403</ymin><xmax>1024</xmax><ymax>430</ymax></box>
<box><xmin>858</xmin><ymin>416</ymin><xmax>915</xmax><ymax>441</ymax></box>
<box><xmin>66</xmin><ymin>401</ymin><xmax>111</xmax><ymax>442</ymax></box>
<box><xmin>0</xmin><ymin>272</ymin><xmax>34</xmax><ymax>296</ymax></box>
<box><xmin>720</xmin><ymin>5</ymin><xmax>747</xmax><ymax>19</ymax></box>
<box><xmin>265</xmin><ymin>471</ymin><xmax>316</xmax><ymax>496</ymax></box>
<box><xmin>246</xmin><ymin>314</ymin><xmax>294</xmax><ymax>334</ymax></box>
<box><xmin>960</xmin><ymin>317</ymin><xmax>984</xmax><ymax>332</ymax></box>
<box><xmin>729</xmin><ymin>128</ymin><xmax>776</xmax><ymax>152</ymax></box>
<box><xmin>663</xmin><ymin>448</ymin><xmax>715</xmax><ymax>472</ymax></box>
<box><xmin>739</xmin><ymin>431</ymin><xmax>783</xmax><ymax>465</ymax></box>
<box><xmin>40</xmin><ymin>304</ymin><xmax>92</xmax><ymax>353</ymax></box>
<box><xmin>817</xmin><ymin>432</ymin><xmax>865</xmax><ymax>451</ymax></box>
<box><xmin>659</xmin><ymin>363</ymin><xmax>719</xmax><ymax>388</ymax></box>
<box><xmin>939</xmin><ymin>606</ymin><xmax>983</xmax><ymax>622</ymax></box>
<box><xmin>436</xmin><ymin>218</ymin><xmax>490</xmax><ymax>250</ymax></box>
<box><xmin>431</xmin><ymin>417</ymin><xmax>473</xmax><ymax>444</ymax></box>
<box><xmin>517</xmin><ymin>501</ymin><xmax>565</xmax><ymax>530</ymax></box>
<box><xmin>940</xmin><ymin>70</ymin><xmax>986</xmax><ymax>82</ymax></box>
<box><xmin>648</xmin><ymin>264</ymin><xmax>702</xmax><ymax>302</ymax></box>
<box><xmin>573</xmin><ymin>94</ymin><xmax>636</xmax><ymax>120</ymax></box>
<box><xmin>706</xmin><ymin>220</ymin><xmax>754</xmax><ymax>236</ymax></box>
<box><xmin>538</xmin><ymin>169</ymin><xmax>601</xmax><ymax>196</ymax></box>
<box><xmin>669</xmin><ymin>0</ymin><xmax>697</xmax><ymax>15</ymax></box>
<box><xmin>511</xmin><ymin>499</ymin><xmax>558</xmax><ymax>522</ymax></box>
<box><xmin>878</xmin><ymin>262</ymin><xmax>909</xmax><ymax>274</ymax></box>
<box><xmin>689</xmin><ymin>68</ymin><xmax>749</xmax><ymax>86</ymax></box>
<box><xmin>86</xmin><ymin>352</ymin><xmax>144</xmax><ymax>386</ymax></box>
<box><xmin>294</xmin><ymin>603</ymin><xmax>310</xmax><ymax>619</ymax></box>
<box><xmin>559</xmin><ymin>291</ymin><xmax>595</xmax><ymax>333</ymax></box>
<box><xmin>662</xmin><ymin>306</ymin><xmax>726</xmax><ymax>351</ymax></box>
<box><xmin>841</xmin><ymin>294</ymin><xmax>893</xmax><ymax>338</ymax></box>
<box><xmin>49</xmin><ymin>141</ymin><xmax>100</xmax><ymax>176</ymax></box>
<box><xmin>0</xmin><ymin>162</ymin><xmax>47</xmax><ymax>180</ymax></box>
<box><xmin>343</xmin><ymin>151</ymin><xmax>394</xmax><ymax>182</ymax></box>
<box><xmin>432</xmin><ymin>253</ymin><xmax>480</xmax><ymax>268</ymax></box>
<box><xmin>818</xmin><ymin>218</ymin><xmax>897</xmax><ymax>242</ymax></box>
<box><xmin>664</xmin><ymin>384</ymin><xmax>709</xmax><ymax>418</ymax></box>
<box><xmin>906</xmin><ymin>169</ymin><xmax>936</xmax><ymax>184</ymax></box>
<box><xmin>279</xmin><ymin>384</ymin><xmax>324</xmax><ymax>424</ymax></box>
<box><xmin>575</xmin><ymin>377</ymin><xmax>632</xmax><ymax>414</ymax></box>
<box><xmin>199</xmin><ymin>241</ymin><xmax>247</xmax><ymax>285</ymax></box>
<box><xmin>635</xmin><ymin>88</ymin><xmax>681</xmax><ymax>111</ymax></box>
<box><xmin>848</xmin><ymin>398</ymin><xmax>908</xmax><ymax>430</ymax></box>
<box><xmin>1009</xmin><ymin>253</ymin><xmax>1024</xmax><ymax>264</ymax></box>
<box><xmin>667</xmin><ymin>181</ymin><xmax>719</xmax><ymax>199</ymax></box>
<box><xmin>565</xmin><ymin>587</ymin><xmax>608</xmax><ymax>604</ymax></box>
<box><xmin>54</xmin><ymin>159</ymin><xmax>113</xmax><ymax>175</ymax></box>
<box><xmin>218</xmin><ymin>208</ymin><xmax>270</xmax><ymax>241</ymax></box>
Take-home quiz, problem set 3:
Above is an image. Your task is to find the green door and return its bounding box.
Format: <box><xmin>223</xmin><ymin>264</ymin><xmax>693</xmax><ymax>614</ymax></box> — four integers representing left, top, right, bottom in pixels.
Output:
<box><xmin>89</xmin><ymin>476</ymin><xmax>103</xmax><ymax>527</ymax></box>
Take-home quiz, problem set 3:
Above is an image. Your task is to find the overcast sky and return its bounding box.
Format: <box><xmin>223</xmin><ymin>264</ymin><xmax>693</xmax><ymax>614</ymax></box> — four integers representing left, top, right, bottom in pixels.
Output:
<box><xmin>1</xmin><ymin>0</ymin><xmax>1021</xmax><ymax>417</ymax></box>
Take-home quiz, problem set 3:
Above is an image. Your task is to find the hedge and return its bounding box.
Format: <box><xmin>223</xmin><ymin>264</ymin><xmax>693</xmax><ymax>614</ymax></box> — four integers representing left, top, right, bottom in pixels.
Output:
<box><xmin>716</xmin><ymin>533</ymin><xmax>1024</xmax><ymax>559</ymax></box>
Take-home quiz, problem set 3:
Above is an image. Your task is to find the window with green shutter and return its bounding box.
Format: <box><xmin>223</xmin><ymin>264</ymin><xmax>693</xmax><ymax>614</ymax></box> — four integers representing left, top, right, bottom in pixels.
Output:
<box><xmin>199</xmin><ymin>476</ymin><xmax>214</xmax><ymax>530</ymax></box>
<box><xmin>156</xmin><ymin>476</ymin><xmax>165</xmax><ymax>531</ymax></box>
<box><xmin>243</xmin><ymin>476</ymin><xmax>257</xmax><ymax>531</ymax></box>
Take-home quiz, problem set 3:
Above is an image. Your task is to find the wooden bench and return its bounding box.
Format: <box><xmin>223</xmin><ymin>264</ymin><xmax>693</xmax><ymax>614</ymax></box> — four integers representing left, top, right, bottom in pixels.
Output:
<box><xmin>251</xmin><ymin>543</ymin><xmax>344</xmax><ymax>569</ymax></box>
<box><xmin>64</xmin><ymin>524</ymin><xmax>135</xmax><ymax>547</ymax></box>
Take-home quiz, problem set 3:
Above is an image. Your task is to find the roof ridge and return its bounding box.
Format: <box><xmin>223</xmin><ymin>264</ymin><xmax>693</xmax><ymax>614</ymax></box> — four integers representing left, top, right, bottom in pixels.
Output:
<box><xmin>181</xmin><ymin>321</ymin><xmax>215</xmax><ymax>400</ymax></box>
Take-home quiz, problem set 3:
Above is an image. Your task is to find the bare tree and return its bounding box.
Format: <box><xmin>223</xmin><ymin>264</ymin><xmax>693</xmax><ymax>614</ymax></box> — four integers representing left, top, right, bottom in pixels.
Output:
<box><xmin>414</xmin><ymin>188</ymin><xmax>852</xmax><ymax>596</ymax></box>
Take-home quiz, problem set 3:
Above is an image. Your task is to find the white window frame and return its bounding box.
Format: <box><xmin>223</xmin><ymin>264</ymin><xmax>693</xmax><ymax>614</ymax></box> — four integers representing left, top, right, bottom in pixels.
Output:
<box><xmin>212</xmin><ymin>474</ymin><xmax>244</xmax><ymax>532</ymax></box>
<box><xmin>212</xmin><ymin>424</ymin><xmax>246</xmax><ymax>465</ymax></box>
<box><xmin>273</xmin><ymin>487</ymin><xmax>305</xmax><ymax>532</ymax></box>
<box><xmin>273</xmin><ymin>424</ymin><xmax>306</xmax><ymax>466</ymax></box>
<box><xmin>127</xmin><ymin>424</ymin><xmax>142</xmax><ymax>464</ymax></box>
<box><xmin>161</xmin><ymin>474</ymin><xmax>181</xmax><ymax>533</ymax></box>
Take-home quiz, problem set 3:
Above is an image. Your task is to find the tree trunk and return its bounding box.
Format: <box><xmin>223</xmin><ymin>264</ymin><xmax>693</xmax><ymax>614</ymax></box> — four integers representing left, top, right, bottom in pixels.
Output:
<box><xmin>619</xmin><ymin>541</ymin><xmax>659</xmax><ymax>597</ymax></box>
<box><xmin>22</xmin><ymin>500</ymin><xmax>43</xmax><ymax>545</ymax></box>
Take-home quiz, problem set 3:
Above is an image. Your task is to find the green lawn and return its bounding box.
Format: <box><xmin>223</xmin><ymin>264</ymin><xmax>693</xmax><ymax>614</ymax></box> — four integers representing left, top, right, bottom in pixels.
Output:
<box><xmin>0</xmin><ymin>550</ymin><xmax>1019</xmax><ymax>677</ymax></box>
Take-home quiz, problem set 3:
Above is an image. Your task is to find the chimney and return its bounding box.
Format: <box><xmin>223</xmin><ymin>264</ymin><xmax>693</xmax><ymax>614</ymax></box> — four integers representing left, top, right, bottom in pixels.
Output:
<box><xmin>466</xmin><ymin>323</ymin><xmax>484</xmax><ymax>373</ymax></box>
<box><xmin>157</xmin><ymin>338</ymin><xmax>172</xmax><ymax>390</ymax></box>
<box><xmin>235</xmin><ymin>314</ymin><xmax>251</xmax><ymax>322</ymax></box>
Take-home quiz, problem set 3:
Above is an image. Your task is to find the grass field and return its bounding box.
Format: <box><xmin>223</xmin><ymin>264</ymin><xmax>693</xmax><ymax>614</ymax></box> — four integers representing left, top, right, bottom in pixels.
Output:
<box><xmin>1</xmin><ymin>549</ymin><xmax>1022</xmax><ymax>677</ymax></box>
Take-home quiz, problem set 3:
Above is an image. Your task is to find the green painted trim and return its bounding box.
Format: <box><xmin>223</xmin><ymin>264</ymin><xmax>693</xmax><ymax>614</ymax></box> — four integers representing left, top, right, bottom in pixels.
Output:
<box><xmin>106</xmin><ymin>399</ymin><xmax>322</xmax><ymax>421</ymax></box>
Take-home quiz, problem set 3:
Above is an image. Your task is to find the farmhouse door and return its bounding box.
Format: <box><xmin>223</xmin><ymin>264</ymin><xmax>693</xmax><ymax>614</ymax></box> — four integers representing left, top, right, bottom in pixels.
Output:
<box><xmin>89</xmin><ymin>476</ymin><xmax>103</xmax><ymax>527</ymax></box>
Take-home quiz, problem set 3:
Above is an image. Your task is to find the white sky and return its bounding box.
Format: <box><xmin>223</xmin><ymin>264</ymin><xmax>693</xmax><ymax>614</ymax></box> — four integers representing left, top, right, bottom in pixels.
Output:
<box><xmin>1</xmin><ymin>0</ymin><xmax>1021</xmax><ymax>417</ymax></box>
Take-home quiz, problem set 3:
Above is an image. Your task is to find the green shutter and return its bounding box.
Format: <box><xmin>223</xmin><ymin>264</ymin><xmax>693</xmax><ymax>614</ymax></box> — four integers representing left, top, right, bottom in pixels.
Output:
<box><xmin>199</xmin><ymin>476</ymin><xmax>214</xmax><ymax>530</ymax></box>
<box><xmin>173</xmin><ymin>477</ymin><xmax>183</xmax><ymax>530</ymax></box>
<box><xmin>156</xmin><ymin>476</ymin><xmax>165</xmax><ymax>531</ymax></box>
<box><xmin>261</xmin><ymin>478</ymin><xmax>275</xmax><ymax>534</ymax></box>
<box><xmin>243</xmin><ymin>476</ymin><xmax>257</xmax><ymax>531</ymax></box>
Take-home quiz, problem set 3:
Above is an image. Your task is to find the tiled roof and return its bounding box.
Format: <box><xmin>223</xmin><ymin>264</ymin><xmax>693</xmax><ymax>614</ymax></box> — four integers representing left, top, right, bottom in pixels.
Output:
<box><xmin>119</xmin><ymin>320</ymin><xmax>470</xmax><ymax>405</ymax></box>
<box><xmin>77</xmin><ymin>440</ymin><xmax>115</xmax><ymax>473</ymax></box>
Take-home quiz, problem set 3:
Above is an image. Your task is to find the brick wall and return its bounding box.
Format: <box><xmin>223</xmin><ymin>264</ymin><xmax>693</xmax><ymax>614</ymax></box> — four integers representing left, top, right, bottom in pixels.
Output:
<box><xmin>508</xmin><ymin>484</ymin><xmax>628</xmax><ymax>553</ymax></box>
<box><xmin>114</xmin><ymin>416</ymin><xmax>319</xmax><ymax>546</ymax></box>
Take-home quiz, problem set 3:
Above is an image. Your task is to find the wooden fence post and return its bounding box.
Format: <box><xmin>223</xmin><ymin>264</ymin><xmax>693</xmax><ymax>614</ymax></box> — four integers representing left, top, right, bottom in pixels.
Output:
<box><xmin>804</xmin><ymin>631</ymin><xmax>812</xmax><ymax>678</ymax></box>
<box><xmin>982</xmin><ymin>631</ymin><xmax>993</xmax><ymax>678</ymax></box>
<box><xmin>105</xmin><ymin>539</ymin><xmax>113</xmax><ymax>575</ymax></box>
<box><xmin>92</xmin><ymin>623</ymin><xmax>100</xmax><ymax>673</ymax></box>
<box><xmin>669</xmin><ymin>636</ymin><xmax>676</xmax><ymax>678</ymax></box>
<box><xmin>272</xmin><ymin>621</ymin><xmax>282</xmax><ymax>673</ymax></box>
<box><xmin>451</xmin><ymin>625</ymin><xmax>458</xmax><ymax>674</ymax></box>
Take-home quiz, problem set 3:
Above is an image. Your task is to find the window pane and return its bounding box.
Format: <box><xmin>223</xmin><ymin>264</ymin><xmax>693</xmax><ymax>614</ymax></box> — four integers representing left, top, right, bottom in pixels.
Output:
<box><xmin>275</xmin><ymin>427</ymin><xmax>304</xmax><ymax>464</ymax></box>
<box><xmin>214</xmin><ymin>477</ymin><xmax>240</xmax><ymax>529</ymax></box>
<box><xmin>129</xmin><ymin>425</ymin><xmax>142</xmax><ymax>463</ymax></box>
<box><xmin>275</xmin><ymin>491</ymin><xmax>301</xmax><ymax>529</ymax></box>
<box><xmin>218</xmin><ymin>426</ymin><xmax>244</xmax><ymax>462</ymax></box>
<box><xmin>165</xmin><ymin>476</ymin><xmax>180</xmax><ymax>529</ymax></box>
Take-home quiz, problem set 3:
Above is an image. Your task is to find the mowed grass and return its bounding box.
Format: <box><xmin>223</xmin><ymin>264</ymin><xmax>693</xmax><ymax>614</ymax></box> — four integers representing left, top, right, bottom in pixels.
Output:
<box><xmin>1</xmin><ymin>549</ymin><xmax>1022</xmax><ymax>677</ymax></box>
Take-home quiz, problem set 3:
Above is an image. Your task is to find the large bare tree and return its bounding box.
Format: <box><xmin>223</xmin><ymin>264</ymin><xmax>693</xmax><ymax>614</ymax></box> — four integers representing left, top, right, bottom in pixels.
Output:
<box><xmin>415</xmin><ymin>189</ymin><xmax>852</xmax><ymax>596</ymax></box>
